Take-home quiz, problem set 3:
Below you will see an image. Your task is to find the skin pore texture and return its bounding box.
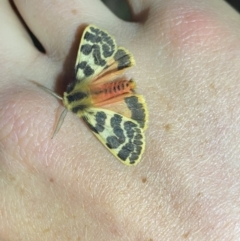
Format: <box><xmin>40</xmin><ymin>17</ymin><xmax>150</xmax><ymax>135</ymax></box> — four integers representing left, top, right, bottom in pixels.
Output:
<box><xmin>1</xmin><ymin>0</ymin><xmax>240</xmax><ymax>240</ymax></box>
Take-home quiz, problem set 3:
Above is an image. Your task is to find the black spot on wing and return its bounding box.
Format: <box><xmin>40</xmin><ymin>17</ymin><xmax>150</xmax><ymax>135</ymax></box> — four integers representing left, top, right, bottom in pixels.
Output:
<box><xmin>114</xmin><ymin>49</ymin><xmax>132</xmax><ymax>70</ymax></box>
<box><xmin>67</xmin><ymin>92</ymin><xmax>88</xmax><ymax>103</ymax></box>
<box><xmin>81</xmin><ymin>44</ymin><xmax>106</xmax><ymax>65</ymax></box>
<box><xmin>136</xmin><ymin>146</ymin><xmax>142</xmax><ymax>155</ymax></box>
<box><xmin>66</xmin><ymin>81</ymin><xmax>76</xmax><ymax>93</ymax></box>
<box><xmin>84</xmin><ymin>31</ymin><xmax>102</xmax><ymax>43</ymax></box>
<box><xmin>117</xmin><ymin>147</ymin><xmax>130</xmax><ymax>161</ymax></box>
<box><xmin>102</xmin><ymin>42</ymin><xmax>114</xmax><ymax>58</ymax></box>
<box><xmin>124</xmin><ymin>142</ymin><xmax>135</xmax><ymax>151</ymax></box>
<box><xmin>82</xmin><ymin>111</ymin><xmax>107</xmax><ymax>135</ymax></box>
<box><xmin>124</xmin><ymin>121</ymin><xmax>137</xmax><ymax>139</ymax></box>
<box><xmin>81</xmin><ymin>44</ymin><xmax>93</xmax><ymax>55</ymax></box>
<box><xmin>72</xmin><ymin>105</ymin><xmax>87</xmax><ymax>113</ymax></box>
<box><xmin>77</xmin><ymin>61</ymin><xmax>87</xmax><ymax>69</ymax></box>
<box><xmin>92</xmin><ymin>45</ymin><xmax>106</xmax><ymax>66</ymax></box>
<box><xmin>110</xmin><ymin>114</ymin><xmax>125</xmax><ymax>144</ymax></box>
<box><xmin>82</xmin><ymin>116</ymin><xmax>98</xmax><ymax>134</ymax></box>
<box><xmin>75</xmin><ymin>61</ymin><xmax>94</xmax><ymax>77</ymax></box>
<box><xmin>80</xmin><ymin>44</ymin><xmax>106</xmax><ymax>68</ymax></box>
<box><xmin>84</xmin><ymin>66</ymin><xmax>94</xmax><ymax>77</ymax></box>
<box><xmin>117</xmin><ymin>121</ymin><xmax>144</xmax><ymax>164</ymax></box>
<box><xmin>129</xmin><ymin>152</ymin><xmax>139</xmax><ymax>164</ymax></box>
<box><xmin>117</xmin><ymin>142</ymin><xmax>134</xmax><ymax>162</ymax></box>
<box><xmin>89</xmin><ymin>26</ymin><xmax>115</xmax><ymax>57</ymax></box>
<box><xmin>133</xmin><ymin>140</ymin><xmax>143</xmax><ymax>146</ymax></box>
<box><xmin>84</xmin><ymin>26</ymin><xmax>115</xmax><ymax>58</ymax></box>
<box><xmin>106</xmin><ymin>114</ymin><xmax>125</xmax><ymax>149</ymax></box>
<box><xmin>111</xmin><ymin>114</ymin><xmax>122</xmax><ymax>126</ymax></box>
<box><xmin>95</xmin><ymin>111</ymin><xmax>107</xmax><ymax>123</ymax></box>
<box><xmin>125</xmin><ymin>96</ymin><xmax>146</xmax><ymax>128</ymax></box>
<box><xmin>106</xmin><ymin>136</ymin><xmax>120</xmax><ymax>149</ymax></box>
<box><xmin>95</xmin><ymin>111</ymin><xmax>107</xmax><ymax>132</ymax></box>
<box><xmin>135</xmin><ymin>134</ymin><xmax>143</xmax><ymax>140</ymax></box>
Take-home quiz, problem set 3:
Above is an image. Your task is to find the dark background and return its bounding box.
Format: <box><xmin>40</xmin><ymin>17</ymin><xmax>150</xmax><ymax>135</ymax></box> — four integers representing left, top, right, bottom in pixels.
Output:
<box><xmin>225</xmin><ymin>0</ymin><xmax>240</xmax><ymax>12</ymax></box>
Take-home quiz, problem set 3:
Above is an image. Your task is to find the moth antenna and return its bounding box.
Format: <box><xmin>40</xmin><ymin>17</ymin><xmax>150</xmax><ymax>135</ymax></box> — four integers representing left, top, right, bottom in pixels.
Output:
<box><xmin>29</xmin><ymin>80</ymin><xmax>63</xmax><ymax>100</ymax></box>
<box><xmin>51</xmin><ymin>108</ymin><xmax>68</xmax><ymax>139</ymax></box>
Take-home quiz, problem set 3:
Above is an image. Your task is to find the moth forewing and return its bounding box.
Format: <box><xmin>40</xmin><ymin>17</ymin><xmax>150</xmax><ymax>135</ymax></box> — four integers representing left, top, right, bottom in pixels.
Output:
<box><xmin>74</xmin><ymin>25</ymin><xmax>118</xmax><ymax>83</ymax></box>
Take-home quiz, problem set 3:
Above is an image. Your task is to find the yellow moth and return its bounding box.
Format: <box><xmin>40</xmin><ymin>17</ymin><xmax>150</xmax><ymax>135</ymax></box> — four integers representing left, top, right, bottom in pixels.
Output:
<box><xmin>36</xmin><ymin>25</ymin><xmax>148</xmax><ymax>166</ymax></box>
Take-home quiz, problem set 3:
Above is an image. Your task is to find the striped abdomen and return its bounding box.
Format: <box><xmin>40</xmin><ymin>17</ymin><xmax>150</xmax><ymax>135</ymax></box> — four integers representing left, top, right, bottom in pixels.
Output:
<box><xmin>91</xmin><ymin>79</ymin><xmax>136</xmax><ymax>104</ymax></box>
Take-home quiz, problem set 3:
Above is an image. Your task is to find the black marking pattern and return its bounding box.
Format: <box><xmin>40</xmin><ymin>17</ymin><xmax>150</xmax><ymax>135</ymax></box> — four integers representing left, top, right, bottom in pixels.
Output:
<box><xmin>125</xmin><ymin>96</ymin><xmax>146</xmax><ymax>128</ymax></box>
<box><xmin>95</xmin><ymin>111</ymin><xmax>107</xmax><ymax>132</ymax></box>
<box><xmin>83</xmin><ymin>109</ymin><xmax>144</xmax><ymax>165</ymax></box>
<box><xmin>106</xmin><ymin>114</ymin><xmax>125</xmax><ymax>149</ymax></box>
<box><xmin>72</xmin><ymin>105</ymin><xmax>88</xmax><ymax>114</ymax></box>
<box><xmin>103</xmin><ymin>114</ymin><xmax>144</xmax><ymax>164</ymax></box>
<box><xmin>114</xmin><ymin>49</ymin><xmax>132</xmax><ymax>70</ymax></box>
<box><xmin>82</xmin><ymin>116</ymin><xmax>98</xmax><ymax>134</ymax></box>
<box><xmin>117</xmin><ymin>120</ymin><xmax>143</xmax><ymax>164</ymax></box>
<box><xmin>76</xmin><ymin>61</ymin><xmax>94</xmax><ymax>77</ymax></box>
<box><xmin>67</xmin><ymin>92</ymin><xmax>88</xmax><ymax>103</ymax></box>
<box><xmin>81</xmin><ymin>45</ymin><xmax>106</xmax><ymax>67</ymax></box>
<box><xmin>106</xmin><ymin>136</ymin><xmax>121</xmax><ymax>149</ymax></box>
<box><xmin>75</xmin><ymin>25</ymin><xmax>116</xmax><ymax>81</ymax></box>
<box><xmin>87</xmin><ymin>26</ymin><xmax>115</xmax><ymax>58</ymax></box>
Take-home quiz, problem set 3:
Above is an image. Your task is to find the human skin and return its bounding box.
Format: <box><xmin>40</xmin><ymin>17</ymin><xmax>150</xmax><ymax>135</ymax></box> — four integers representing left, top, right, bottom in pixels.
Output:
<box><xmin>1</xmin><ymin>0</ymin><xmax>240</xmax><ymax>240</ymax></box>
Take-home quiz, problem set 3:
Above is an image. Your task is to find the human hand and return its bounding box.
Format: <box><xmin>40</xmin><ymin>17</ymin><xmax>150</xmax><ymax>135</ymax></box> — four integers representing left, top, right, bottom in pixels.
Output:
<box><xmin>1</xmin><ymin>0</ymin><xmax>240</xmax><ymax>240</ymax></box>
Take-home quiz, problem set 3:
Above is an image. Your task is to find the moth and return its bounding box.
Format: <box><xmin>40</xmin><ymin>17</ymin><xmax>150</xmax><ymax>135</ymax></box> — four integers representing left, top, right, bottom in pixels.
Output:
<box><xmin>37</xmin><ymin>25</ymin><xmax>148</xmax><ymax>166</ymax></box>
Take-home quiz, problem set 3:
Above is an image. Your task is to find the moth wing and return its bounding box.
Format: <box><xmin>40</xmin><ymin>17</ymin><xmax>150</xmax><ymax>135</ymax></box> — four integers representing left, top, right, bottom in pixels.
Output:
<box><xmin>90</xmin><ymin>47</ymin><xmax>135</xmax><ymax>86</ymax></box>
<box><xmin>82</xmin><ymin>108</ymin><xmax>145</xmax><ymax>166</ymax></box>
<box><xmin>74</xmin><ymin>25</ymin><xmax>135</xmax><ymax>87</ymax></box>
<box><xmin>74</xmin><ymin>25</ymin><xmax>118</xmax><ymax>84</ymax></box>
<box><xmin>96</xmin><ymin>94</ymin><xmax>148</xmax><ymax>131</ymax></box>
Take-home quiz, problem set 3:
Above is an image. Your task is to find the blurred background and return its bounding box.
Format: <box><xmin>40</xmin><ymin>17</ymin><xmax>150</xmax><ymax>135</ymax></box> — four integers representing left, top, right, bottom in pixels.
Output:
<box><xmin>17</xmin><ymin>0</ymin><xmax>240</xmax><ymax>53</ymax></box>
<box><xmin>101</xmin><ymin>0</ymin><xmax>240</xmax><ymax>21</ymax></box>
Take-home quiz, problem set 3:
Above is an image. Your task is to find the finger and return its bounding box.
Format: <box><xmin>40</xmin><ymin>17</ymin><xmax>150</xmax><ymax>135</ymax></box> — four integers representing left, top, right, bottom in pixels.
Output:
<box><xmin>0</xmin><ymin>0</ymin><xmax>41</xmax><ymax>84</ymax></box>
<box><xmin>14</xmin><ymin>0</ymin><xmax>124</xmax><ymax>58</ymax></box>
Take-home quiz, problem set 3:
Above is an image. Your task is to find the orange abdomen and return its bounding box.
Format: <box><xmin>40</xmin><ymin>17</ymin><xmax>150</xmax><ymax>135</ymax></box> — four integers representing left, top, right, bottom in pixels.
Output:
<box><xmin>90</xmin><ymin>80</ymin><xmax>136</xmax><ymax>104</ymax></box>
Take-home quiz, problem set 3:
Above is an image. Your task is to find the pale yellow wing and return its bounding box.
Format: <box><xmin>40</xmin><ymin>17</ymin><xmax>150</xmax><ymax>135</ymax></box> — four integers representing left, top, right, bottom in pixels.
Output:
<box><xmin>74</xmin><ymin>25</ymin><xmax>118</xmax><ymax>84</ymax></box>
<box><xmin>94</xmin><ymin>94</ymin><xmax>148</xmax><ymax>130</ymax></box>
<box><xmin>73</xmin><ymin>25</ymin><xmax>135</xmax><ymax>87</ymax></box>
<box><xmin>82</xmin><ymin>108</ymin><xmax>145</xmax><ymax>166</ymax></box>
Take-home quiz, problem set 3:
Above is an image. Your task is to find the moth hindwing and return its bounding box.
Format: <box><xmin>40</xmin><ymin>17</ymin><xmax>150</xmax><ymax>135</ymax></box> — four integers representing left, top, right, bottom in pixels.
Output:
<box><xmin>41</xmin><ymin>24</ymin><xmax>148</xmax><ymax>165</ymax></box>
